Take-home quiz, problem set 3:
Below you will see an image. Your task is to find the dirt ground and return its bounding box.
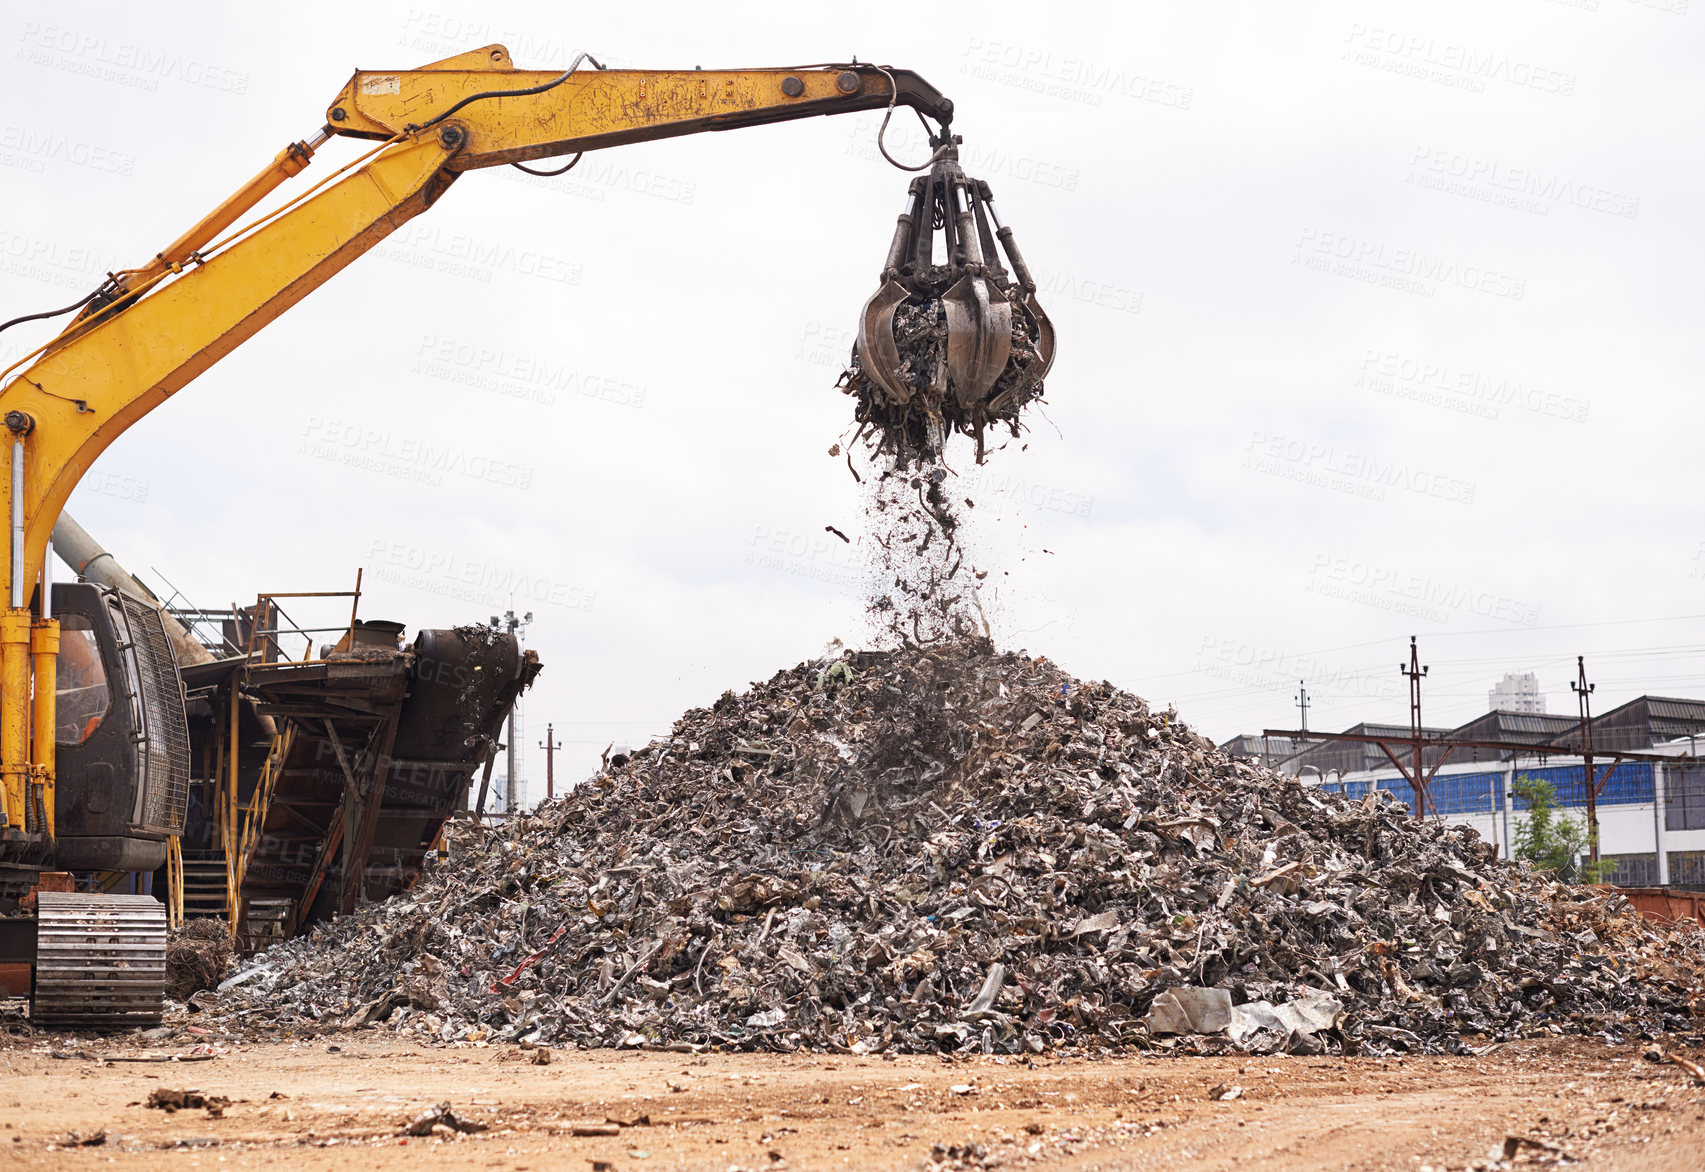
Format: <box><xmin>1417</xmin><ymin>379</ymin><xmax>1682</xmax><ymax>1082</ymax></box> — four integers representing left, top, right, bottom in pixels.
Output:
<box><xmin>3</xmin><ymin>1033</ymin><xmax>1703</xmax><ymax>1171</ymax></box>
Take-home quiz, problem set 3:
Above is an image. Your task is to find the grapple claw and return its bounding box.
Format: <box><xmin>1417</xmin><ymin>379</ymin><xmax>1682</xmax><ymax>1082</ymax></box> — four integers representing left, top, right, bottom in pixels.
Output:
<box><xmin>842</xmin><ymin>136</ymin><xmax>1055</xmax><ymax>464</ymax></box>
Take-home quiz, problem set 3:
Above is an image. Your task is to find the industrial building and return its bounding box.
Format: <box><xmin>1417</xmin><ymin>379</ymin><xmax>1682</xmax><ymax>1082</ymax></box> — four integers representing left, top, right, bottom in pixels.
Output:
<box><xmin>1224</xmin><ymin>695</ymin><xmax>1705</xmax><ymax>890</ymax></box>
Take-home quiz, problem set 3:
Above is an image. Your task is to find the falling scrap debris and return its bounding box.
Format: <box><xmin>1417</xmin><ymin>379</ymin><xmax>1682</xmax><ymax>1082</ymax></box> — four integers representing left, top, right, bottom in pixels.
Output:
<box><xmin>208</xmin><ymin>640</ymin><xmax>1704</xmax><ymax>1056</ymax></box>
<box><xmin>861</xmin><ymin>465</ymin><xmax>987</xmax><ymax>647</ymax></box>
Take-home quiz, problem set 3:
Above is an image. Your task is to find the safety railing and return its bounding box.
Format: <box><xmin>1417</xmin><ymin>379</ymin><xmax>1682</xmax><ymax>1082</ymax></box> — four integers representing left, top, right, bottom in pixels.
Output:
<box><xmin>243</xmin><ymin>570</ymin><xmax>364</xmax><ymax>666</ymax></box>
<box><xmin>166</xmin><ymin>836</ymin><xmax>185</xmax><ymax>930</ymax></box>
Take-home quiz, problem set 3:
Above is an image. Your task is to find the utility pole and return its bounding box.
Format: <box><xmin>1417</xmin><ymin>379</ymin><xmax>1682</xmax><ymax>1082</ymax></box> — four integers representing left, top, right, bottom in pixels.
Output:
<box><xmin>539</xmin><ymin>723</ymin><xmax>562</xmax><ymax>803</ymax></box>
<box><xmin>1295</xmin><ymin>681</ymin><xmax>1310</xmax><ymax>735</ymax></box>
<box><xmin>1571</xmin><ymin>656</ymin><xmax>1600</xmax><ymax>863</ymax></box>
<box><xmin>1401</xmin><ymin>636</ymin><xmax>1432</xmax><ymax>817</ymax></box>
<box><xmin>492</xmin><ymin>608</ymin><xmax>533</xmax><ymax>813</ymax></box>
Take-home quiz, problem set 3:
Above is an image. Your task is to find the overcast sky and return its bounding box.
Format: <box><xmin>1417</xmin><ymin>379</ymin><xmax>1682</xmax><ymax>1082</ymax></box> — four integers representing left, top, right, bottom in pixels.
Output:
<box><xmin>4</xmin><ymin>0</ymin><xmax>1701</xmax><ymax>800</ymax></box>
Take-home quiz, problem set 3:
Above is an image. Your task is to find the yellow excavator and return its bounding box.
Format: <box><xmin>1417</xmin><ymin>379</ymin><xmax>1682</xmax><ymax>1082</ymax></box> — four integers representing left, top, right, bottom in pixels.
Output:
<box><xmin>0</xmin><ymin>47</ymin><xmax>1050</xmax><ymax>1027</ymax></box>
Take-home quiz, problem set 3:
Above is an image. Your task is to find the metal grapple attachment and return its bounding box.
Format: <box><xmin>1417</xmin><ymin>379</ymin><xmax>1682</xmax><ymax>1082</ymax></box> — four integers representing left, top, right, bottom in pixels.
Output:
<box><xmin>844</xmin><ymin>135</ymin><xmax>1056</xmax><ymax>464</ymax></box>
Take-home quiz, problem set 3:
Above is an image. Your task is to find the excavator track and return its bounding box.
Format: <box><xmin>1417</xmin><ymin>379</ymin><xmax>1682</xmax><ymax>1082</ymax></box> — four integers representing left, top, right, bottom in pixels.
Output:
<box><xmin>31</xmin><ymin>892</ymin><xmax>166</xmax><ymax>1029</ymax></box>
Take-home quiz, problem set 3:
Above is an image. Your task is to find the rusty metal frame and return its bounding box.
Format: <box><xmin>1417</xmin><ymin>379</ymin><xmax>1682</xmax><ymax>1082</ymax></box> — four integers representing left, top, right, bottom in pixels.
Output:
<box><xmin>1262</xmin><ymin>726</ymin><xmax>1677</xmax><ymax>828</ymax></box>
<box><xmin>202</xmin><ymin>571</ymin><xmax>367</xmax><ymax>944</ymax></box>
<box><xmin>1262</xmin><ymin>728</ymin><xmax>1677</xmax><ymax>765</ymax></box>
<box><xmin>339</xmin><ymin>714</ymin><xmax>401</xmax><ymax>915</ymax></box>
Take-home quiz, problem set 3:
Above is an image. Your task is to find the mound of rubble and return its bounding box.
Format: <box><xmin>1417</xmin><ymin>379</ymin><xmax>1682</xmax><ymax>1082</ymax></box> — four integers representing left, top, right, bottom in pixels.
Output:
<box><xmin>209</xmin><ymin>641</ymin><xmax>1704</xmax><ymax>1057</ymax></box>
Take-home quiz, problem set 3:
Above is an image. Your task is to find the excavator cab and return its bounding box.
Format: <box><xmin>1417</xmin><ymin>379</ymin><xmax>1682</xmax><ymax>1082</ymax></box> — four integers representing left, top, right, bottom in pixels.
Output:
<box><xmin>48</xmin><ymin>581</ymin><xmax>191</xmax><ymax>872</ymax></box>
<box><xmin>0</xmin><ymin>581</ymin><xmax>187</xmax><ymax>1027</ymax></box>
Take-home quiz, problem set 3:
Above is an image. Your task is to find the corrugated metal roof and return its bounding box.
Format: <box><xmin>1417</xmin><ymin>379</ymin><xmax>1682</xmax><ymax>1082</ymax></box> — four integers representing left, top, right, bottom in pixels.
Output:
<box><xmin>1646</xmin><ymin>697</ymin><xmax>1705</xmax><ymax>723</ymax></box>
<box><xmin>1267</xmin><ymin>698</ymin><xmax>1705</xmax><ymax>772</ymax></box>
<box><xmin>1440</xmin><ymin>711</ymin><xmax>1577</xmax><ymax>758</ymax></box>
<box><xmin>1493</xmin><ymin>711</ymin><xmax>1577</xmax><ymax>738</ymax></box>
<box><xmin>1347</xmin><ymin>722</ymin><xmax>1443</xmax><ymax>737</ymax></box>
<box><xmin>1219</xmin><ymin>733</ymin><xmax>1312</xmax><ymax>761</ymax></box>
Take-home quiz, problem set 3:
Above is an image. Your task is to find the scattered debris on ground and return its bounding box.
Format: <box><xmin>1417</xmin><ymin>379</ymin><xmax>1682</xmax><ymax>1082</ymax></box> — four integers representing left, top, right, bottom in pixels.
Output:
<box><xmin>166</xmin><ymin>919</ymin><xmax>232</xmax><ymax>1002</ymax></box>
<box><xmin>59</xmin><ymin>1129</ymin><xmax>109</xmax><ymax>1148</ymax></box>
<box><xmin>8</xmin><ymin>1037</ymin><xmax>1702</xmax><ymax>1169</ymax></box>
<box><xmin>1655</xmin><ymin>1046</ymin><xmax>1705</xmax><ymax>1084</ymax></box>
<box><xmin>144</xmin><ymin>1088</ymin><xmax>230</xmax><ymax>1116</ymax></box>
<box><xmin>402</xmin><ymin>1102</ymin><xmax>487</xmax><ymax>1136</ymax></box>
<box><xmin>204</xmin><ymin>640</ymin><xmax>1705</xmax><ymax>1057</ymax></box>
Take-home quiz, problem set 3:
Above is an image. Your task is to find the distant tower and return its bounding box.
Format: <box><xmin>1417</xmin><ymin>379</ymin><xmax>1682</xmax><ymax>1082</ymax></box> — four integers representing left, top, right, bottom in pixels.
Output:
<box><xmin>1489</xmin><ymin>671</ymin><xmax>1546</xmax><ymax>714</ymax></box>
<box><xmin>493</xmin><ymin>608</ymin><xmax>533</xmax><ymax>811</ymax></box>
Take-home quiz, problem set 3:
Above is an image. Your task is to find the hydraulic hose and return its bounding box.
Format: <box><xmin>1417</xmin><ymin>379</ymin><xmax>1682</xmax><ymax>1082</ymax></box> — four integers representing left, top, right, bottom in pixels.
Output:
<box><xmin>409</xmin><ymin>51</ymin><xmax>605</xmax><ymax>133</ymax></box>
<box><xmin>0</xmin><ymin>289</ymin><xmax>103</xmax><ymax>337</ymax></box>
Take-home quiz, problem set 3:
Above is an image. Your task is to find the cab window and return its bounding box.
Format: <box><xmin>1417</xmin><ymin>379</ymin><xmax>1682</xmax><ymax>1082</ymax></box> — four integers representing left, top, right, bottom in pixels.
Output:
<box><xmin>56</xmin><ymin>613</ymin><xmax>110</xmax><ymax>746</ymax></box>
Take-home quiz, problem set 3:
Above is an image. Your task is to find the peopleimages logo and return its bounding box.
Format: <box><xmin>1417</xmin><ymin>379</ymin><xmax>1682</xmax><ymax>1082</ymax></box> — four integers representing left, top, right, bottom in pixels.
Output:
<box><xmin>411</xmin><ymin>334</ymin><xmax>647</xmax><ymax>409</ymax></box>
<box><xmin>1194</xmin><ymin>635</ymin><xmax>1399</xmax><ymax>701</ymax></box>
<box><xmin>376</xmin><ymin>223</ymin><xmax>582</xmax><ymax>286</ymax></box>
<box><xmin>792</xmin><ymin>321</ymin><xmax>858</xmax><ymax>372</ymax></box>
<box><xmin>1341</xmin><ymin>25</ymin><xmax>1577</xmax><ymax>97</ymax></box>
<box><xmin>960</xmin><ymin>38</ymin><xmax>1194</xmax><ymax>110</ymax></box>
<box><xmin>1307</xmin><ymin>554</ymin><xmax>1541</xmax><ymax>628</ymax></box>
<box><xmin>300</xmin><ymin>418</ymin><xmax>534</xmax><ymax>490</ymax></box>
<box><xmin>1243</xmin><ymin>431</ymin><xmax>1477</xmax><ymax>506</ymax></box>
<box><xmin>0</xmin><ymin>124</ymin><xmax>135</xmax><ymax>177</ymax></box>
<box><xmin>368</xmin><ymin>539</ymin><xmax>596</xmax><ymax>613</ymax></box>
<box><xmin>15</xmin><ymin>22</ymin><xmax>251</xmax><ymax>95</ymax></box>
<box><xmin>1027</xmin><ymin>264</ymin><xmax>1143</xmax><ymax>315</ymax></box>
<box><xmin>959</xmin><ymin>466</ymin><xmax>1094</xmax><ymax>518</ymax></box>
<box><xmin>394</xmin><ymin>9</ymin><xmax>581</xmax><ymax>70</ymax></box>
<box><xmin>0</xmin><ymin>229</ymin><xmax>121</xmax><ymax>294</ymax></box>
<box><xmin>1294</xmin><ymin>228</ymin><xmax>1526</xmax><ymax>301</ymax></box>
<box><xmin>81</xmin><ymin>470</ymin><xmax>150</xmax><ymax>504</ymax></box>
<box><xmin>1407</xmin><ymin>147</ymin><xmax>1639</xmax><ymax>220</ymax></box>
<box><xmin>745</xmin><ymin>526</ymin><xmax>860</xmax><ymax>592</ymax></box>
<box><xmin>1356</xmin><ymin>350</ymin><xmax>1590</xmax><ymax>424</ymax></box>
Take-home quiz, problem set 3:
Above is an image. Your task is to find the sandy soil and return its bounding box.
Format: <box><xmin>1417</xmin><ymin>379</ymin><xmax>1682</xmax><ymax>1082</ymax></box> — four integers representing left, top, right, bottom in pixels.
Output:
<box><xmin>3</xmin><ymin>1033</ymin><xmax>1702</xmax><ymax>1171</ymax></box>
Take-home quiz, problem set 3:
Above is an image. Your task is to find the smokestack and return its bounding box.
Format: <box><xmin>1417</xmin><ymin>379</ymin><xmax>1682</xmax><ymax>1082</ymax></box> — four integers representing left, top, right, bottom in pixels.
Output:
<box><xmin>52</xmin><ymin>511</ymin><xmax>216</xmax><ymax>668</ymax></box>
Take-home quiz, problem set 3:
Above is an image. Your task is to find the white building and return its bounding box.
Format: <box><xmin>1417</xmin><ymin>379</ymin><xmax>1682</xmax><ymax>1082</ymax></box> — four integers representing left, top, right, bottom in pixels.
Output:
<box><xmin>1490</xmin><ymin>671</ymin><xmax>1547</xmax><ymax>714</ymax></box>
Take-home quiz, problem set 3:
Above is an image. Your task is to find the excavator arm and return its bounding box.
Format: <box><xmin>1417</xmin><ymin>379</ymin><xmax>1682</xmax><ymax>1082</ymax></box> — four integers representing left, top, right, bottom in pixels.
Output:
<box><xmin>325</xmin><ymin>46</ymin><xmax>953</xmax><ymax>164</ymax></box>
<box><xmin>0</xmin><ymin>50</ymin><xmax>952</xmax><ymax>842</ymax></box>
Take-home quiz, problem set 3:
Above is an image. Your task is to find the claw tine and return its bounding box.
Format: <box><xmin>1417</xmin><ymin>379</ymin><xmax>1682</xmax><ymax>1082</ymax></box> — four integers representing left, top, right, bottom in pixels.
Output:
<box><xmin>1027</xmin><ymin>293</ymin><xmax>1057</xmax><ymax>381</ymax></box>
<box><xmin>857</xmin><ymin>280</ymin><xmax>914</xmax><ymax>403</ymax></box>
<box><xmin>943</xmin><ymin>275</ymin><xmax>1012</xmax><ymax>406</ymax></box>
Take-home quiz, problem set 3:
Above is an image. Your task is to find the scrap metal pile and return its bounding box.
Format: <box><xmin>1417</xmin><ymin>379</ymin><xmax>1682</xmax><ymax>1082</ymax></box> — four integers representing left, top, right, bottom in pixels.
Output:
<box><xmin>208</xmin><ymin>641</ymin><xmax>1703</xmax><ymax>1056</ymax></box>
<box><xmin>839</xmin><ymin>138</ymin><xmax>1055</xmax><ymax>466</ymax></box>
